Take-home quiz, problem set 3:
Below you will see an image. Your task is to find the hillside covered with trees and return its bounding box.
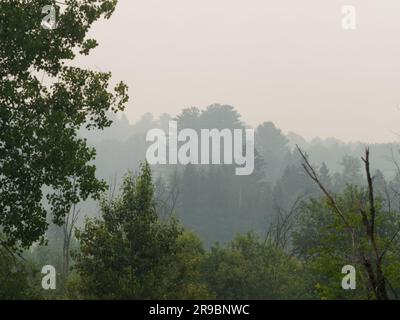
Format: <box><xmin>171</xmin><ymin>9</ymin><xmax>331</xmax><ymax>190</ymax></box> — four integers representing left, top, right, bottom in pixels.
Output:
<box><xmin>2</xmin><ymin>0</ymin><xmax>400</xmax><ymax>300</ymax></box>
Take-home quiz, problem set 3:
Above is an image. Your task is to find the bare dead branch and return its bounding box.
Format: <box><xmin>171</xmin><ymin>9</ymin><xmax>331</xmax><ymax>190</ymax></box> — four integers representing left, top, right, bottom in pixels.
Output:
<box><xmin>296</xmin><ymin>145</ymin><xmax>354</xmax><ymax>233</ymax></box>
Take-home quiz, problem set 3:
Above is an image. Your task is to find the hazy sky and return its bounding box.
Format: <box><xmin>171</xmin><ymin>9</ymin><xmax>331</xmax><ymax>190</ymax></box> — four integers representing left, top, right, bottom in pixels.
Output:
<box><xmin>76</xmin><ymin>0</ymin><xmax>400</xmax><ymax>143</ymax></box>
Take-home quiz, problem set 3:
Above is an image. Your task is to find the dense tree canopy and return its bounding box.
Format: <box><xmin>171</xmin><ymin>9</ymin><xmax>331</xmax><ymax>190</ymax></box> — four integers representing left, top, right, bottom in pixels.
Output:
<box><xmin>73</xmin><ymin>163</ymin><xmax>210</xmax><ymax>299</ymax></box>
<box><xmin>2</xmin><ymin>2</ymin><xmax>400</xmax><ymax>301</ymax></box>
<box><xmin>0</xmin><ymin>0</ymin><xmax>128</xmax><ymax>249</ymax></box>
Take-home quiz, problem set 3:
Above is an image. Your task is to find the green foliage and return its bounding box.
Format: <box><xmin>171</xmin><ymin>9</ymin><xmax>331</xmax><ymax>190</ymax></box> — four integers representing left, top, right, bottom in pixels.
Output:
<box><xmin>161</xmin><ymin>231</ymin><xmax>212</xmax><ymax>299</ymax></box>
<box><xmin>292</xmin><ymin>197</ymin><xmax>365</xmax><ymax>299</ymax></box>
<box><xmin>4</xmin><ymin>161</ymin><xmax>400</xmax><ymax>300</ymax></box>
<box><xmin>0</xmin><ymin>0</ymin><xmax>128</xmax><ymax>250</ymax></box>
<box><xmin>0</xmin><ymin>248</ymin><xmax>42</xmax><ymax>299</ymax></box>
<box><xmin>73</xmin><ymin>162</ymin><xmax>210</xmax><ymax>299</ymax></box>
<box><xmin>203</xmin><ymin>233</ymin><xmax>307</xmax><ymax>299</ymax></box>
<box><xmin>292</xmin><ymin>187</ymin><xmax>400</xmax><ymax>299</ymax></box>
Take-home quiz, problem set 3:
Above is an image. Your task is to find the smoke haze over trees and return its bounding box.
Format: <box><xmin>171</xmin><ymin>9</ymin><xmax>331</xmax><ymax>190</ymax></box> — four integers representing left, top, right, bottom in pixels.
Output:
<box><xmin>3</xmin><ymin>0</ymin><xmax>400</xmax><ymax>301</ymax></box>
<box><xmin>78</xmin><ymin>105</ymin><xmax>400</xmax><ymax>247</ymax></box>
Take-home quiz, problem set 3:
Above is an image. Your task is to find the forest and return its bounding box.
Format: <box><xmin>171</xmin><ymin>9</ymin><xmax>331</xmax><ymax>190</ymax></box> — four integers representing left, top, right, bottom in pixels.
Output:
<box><xmin>2</xmin><ymin>0</ymin><xmax>400</xmax><ymax>300</ymax></box>
<box><xmin>2</xmin><ymin>105</ymin><xmax>400</xmax><ymax>300</ymax></box>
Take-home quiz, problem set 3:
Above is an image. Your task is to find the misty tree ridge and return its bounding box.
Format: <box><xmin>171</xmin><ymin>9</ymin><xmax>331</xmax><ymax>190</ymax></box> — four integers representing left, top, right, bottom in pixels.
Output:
<box><xmin>1</xmin><ymin>0</ymin><xmax>400</xmax><ymax>301</ymax></box>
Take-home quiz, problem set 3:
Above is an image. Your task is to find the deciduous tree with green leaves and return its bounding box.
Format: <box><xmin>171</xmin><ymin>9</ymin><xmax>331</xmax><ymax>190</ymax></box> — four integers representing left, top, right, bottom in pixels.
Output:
<box><xmin>0</xmin><ymin>0</ymin><xmax>128</xmax><ymax>250</ymax></box>
<box><xmin>73</xmin><ymin>162</ymin><xmax>210</xmax><ymax>299</ymax></box>
<box><xmin>203</xmin><ymin>233</ymin><xmax>307</xmax><ymax>299</ymax></box>
<box><xmin>296</xmin><ymin>147</ymin><xmax>400</xmax><ymax>300</ymax></box>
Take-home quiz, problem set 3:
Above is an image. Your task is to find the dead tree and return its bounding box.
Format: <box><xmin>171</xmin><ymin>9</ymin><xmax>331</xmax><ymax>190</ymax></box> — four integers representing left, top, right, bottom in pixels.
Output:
<box><xmin>155</xmin><ymin>170</ymin><xmax>180</xmax><ymax>219</ymax></box>
<box><xmin>61</xmin><ymin>177</ymin><xmax>82</xmax><ymax>278</ymax></box>
<box><xmin>297</xmin><ymin>145</ymin><xmax>390</xmax><ymax>300</ymax></box>
<box><xmin>267</xmin><ymin>195</ymin><xmax>305</xmax><ymax>250</ymax></box>
<box><xmin>62</xmin><ymin>202</ymin><xmax>80</xmax><ymax>277</ymax></box>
